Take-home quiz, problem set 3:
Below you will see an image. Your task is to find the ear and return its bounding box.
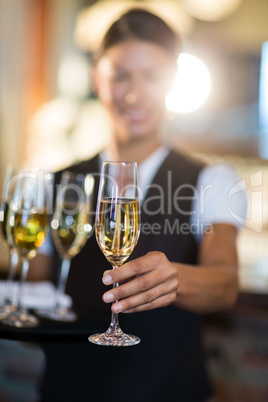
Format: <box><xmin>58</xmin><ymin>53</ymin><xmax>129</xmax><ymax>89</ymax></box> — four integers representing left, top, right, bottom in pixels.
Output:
<box><xmin>90</xmin><ymin>65</ymin><xmax>99</xmax><ymax>96</ymax></box>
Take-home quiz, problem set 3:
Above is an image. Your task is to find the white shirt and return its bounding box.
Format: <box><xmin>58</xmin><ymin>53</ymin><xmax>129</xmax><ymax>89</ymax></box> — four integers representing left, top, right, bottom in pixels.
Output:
<box><xmin>40</xmin><ymin>147</ymin><xmax>247</xmax><ymax>253</ymax></box>
<box><xmin>137</xmin><ymin>146</ymin><xmax>247</xmax><ymax>242</ymax></box>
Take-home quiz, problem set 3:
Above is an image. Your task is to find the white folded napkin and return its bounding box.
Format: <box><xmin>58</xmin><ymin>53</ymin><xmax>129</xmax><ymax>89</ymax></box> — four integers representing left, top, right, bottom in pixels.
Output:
<box><xmin>0</xmin><ymin>280</ymin><xmax>72</xmax><ymax>308</ymax></box>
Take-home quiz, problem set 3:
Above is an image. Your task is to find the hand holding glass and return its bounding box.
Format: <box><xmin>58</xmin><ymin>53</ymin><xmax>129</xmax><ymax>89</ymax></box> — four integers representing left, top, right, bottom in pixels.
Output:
<box><xmin>89</xmin><ymin>161</ymin><xmax>141</xmax><ymax>346</ymax></box>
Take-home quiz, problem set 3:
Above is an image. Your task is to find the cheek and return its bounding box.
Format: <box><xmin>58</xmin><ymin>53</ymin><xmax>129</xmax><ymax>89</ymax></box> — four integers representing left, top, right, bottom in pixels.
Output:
<box><xmin>98</xmin><ymin>81</ymin><xmax>113</xmax><ymax>105</ymax></box>
<box><xmin>111</xmin><ymin>84</ymin><xmax>127</xmax><ymax>105</ymax></box>
<box><xmin>99</xmin><ymin>81</ymin><xmax>126</xmax><ymax>109</ymax></box>
<box><xmin>149</xmin><ymin>86</ymin><xmax>168</xmax><ymax>112</ymax></box>
<box><xmin>147</xmin><ymin>80</ymin><xmax>171</xmax><ymax>103</ymax></box>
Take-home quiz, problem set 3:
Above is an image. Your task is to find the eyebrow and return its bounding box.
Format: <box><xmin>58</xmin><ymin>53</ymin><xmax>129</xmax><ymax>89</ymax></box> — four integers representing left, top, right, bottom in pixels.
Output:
<box><xmin>112</xmin><ymin>64</ymin><xmax>169</xmax><ymax>73</ymax></box>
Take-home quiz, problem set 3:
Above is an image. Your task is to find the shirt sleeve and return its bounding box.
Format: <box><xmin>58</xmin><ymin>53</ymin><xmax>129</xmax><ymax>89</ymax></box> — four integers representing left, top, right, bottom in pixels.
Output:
<box><xmin>190</xmin><ymin>163</ymin><xmax>248</xmax><ymax>242</ymax></box>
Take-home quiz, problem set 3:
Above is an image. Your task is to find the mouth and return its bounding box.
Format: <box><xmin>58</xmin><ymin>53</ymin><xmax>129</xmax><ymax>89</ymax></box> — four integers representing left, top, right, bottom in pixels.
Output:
<box><xmin>123</xmin><ymin>109</ymin><xmax>150</xmax><ymax>122</ymax></box>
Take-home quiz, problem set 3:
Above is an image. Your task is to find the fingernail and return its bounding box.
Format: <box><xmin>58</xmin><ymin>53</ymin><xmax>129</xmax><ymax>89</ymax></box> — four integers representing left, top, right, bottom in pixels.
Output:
<box><xmin>113</xmin><ymin>303</ymin><xmax>123</xmax><ymax>313</ymax></box>
<box><xmin>103</xmin><ymin>293</ymin><xmax>114</xmax><ymax>302</ymax></box>
<box><xmin>102</xmin><ymin>274</ymin><xmax>112</xmax><ymax>285</ymax></box>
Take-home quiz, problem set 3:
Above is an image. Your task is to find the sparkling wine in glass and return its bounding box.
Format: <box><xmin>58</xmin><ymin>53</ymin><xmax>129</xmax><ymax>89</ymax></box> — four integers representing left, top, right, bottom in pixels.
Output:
<box><xmin>36</xmin><ymin>171</ymin><xmax>94</xmax><ymax>321</ymax></box>
<box><xmin>0</xmin><ymin>166</ymin><xmax>19</xmax><ymax>318</ymax></box>
<box><xmin>89</xmin><ymin>161</ymin><xmax>141</xmax><ymax>346</ymax></box>
<box><xmin>1</xmin><ymin>170</ymin><xmax>53</xmax><ymax>328</ymax></box>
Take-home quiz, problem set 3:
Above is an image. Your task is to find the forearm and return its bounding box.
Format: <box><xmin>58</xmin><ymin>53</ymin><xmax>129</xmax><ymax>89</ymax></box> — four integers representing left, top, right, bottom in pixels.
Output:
<box><xmin>172</xmin><ymin>262</ymin><xmax>238</xmax><ymax>313</ymax></box>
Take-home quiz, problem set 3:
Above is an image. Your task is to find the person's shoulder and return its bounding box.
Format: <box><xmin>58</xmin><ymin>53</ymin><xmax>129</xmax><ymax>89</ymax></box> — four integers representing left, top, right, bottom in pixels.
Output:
<box><xmin>56</xmin><ymin>153</ymin><xmax>100</xmax><ymax>175</ymax></box>
<box><xmin>53</xmin><ymin>153</ymin><xmax>100</xmax><ymax>185</ymax></box>
<box><xmin>198</xmin><ymin>162</ymin><xmax>239</xmax><ymax>183</ymax></box>
<box><xmin>168</xmin><ymin>149</ymin><xmax>205</xmax><ymax>171</ymax></box>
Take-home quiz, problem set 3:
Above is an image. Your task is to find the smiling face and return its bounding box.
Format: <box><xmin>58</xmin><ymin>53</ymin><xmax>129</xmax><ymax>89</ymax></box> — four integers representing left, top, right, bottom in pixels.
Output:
<box><xmin>93</xmin><ymin>39</ymin><xmax>176</xmax><ymax>144</ymax></box>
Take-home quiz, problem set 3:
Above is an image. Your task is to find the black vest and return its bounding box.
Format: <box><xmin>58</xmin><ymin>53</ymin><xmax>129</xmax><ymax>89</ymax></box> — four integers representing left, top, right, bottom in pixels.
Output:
<box><xmin>53</xmin><ymin>150</ymin><xmax>212</xmax><ymax>402</ymax></box>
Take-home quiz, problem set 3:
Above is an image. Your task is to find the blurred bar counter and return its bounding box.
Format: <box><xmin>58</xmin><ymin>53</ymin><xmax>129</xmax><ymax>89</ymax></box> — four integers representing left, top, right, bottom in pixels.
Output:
<box><xmin>204</xmin><ymin>257</ymin><xmax>268</xmax><ymax>402</ymax></box>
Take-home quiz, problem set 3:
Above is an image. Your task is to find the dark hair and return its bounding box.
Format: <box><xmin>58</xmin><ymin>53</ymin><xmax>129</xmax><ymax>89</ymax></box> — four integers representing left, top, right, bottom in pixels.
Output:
<box><xmin>93</xmin><ymin>8</ymin><xmax>181</xmax><ymax>64</ymax></box>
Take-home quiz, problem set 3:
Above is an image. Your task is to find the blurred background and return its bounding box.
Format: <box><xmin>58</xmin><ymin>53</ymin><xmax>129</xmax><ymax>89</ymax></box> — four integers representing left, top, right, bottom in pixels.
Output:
<box><xmin>0</xmin><ymin>0</ymin><xmax>268</xmax><ymax>400</ymax></box>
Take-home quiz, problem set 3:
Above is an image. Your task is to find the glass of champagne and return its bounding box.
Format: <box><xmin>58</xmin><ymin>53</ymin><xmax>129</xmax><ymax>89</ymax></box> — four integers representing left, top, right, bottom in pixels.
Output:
<box><xmin>36</xmin><ymin>171</ymin><xmax>94</xmax><ymax>321</ymax></box>
<box><xmin>89</xmin><ymin>161</ymin><xmax>141</xmax><ymax>346</ymax></box>
<box><xmin>1</xmin><ymin>170</ymin><xmax>53</xmax><ymax>328</ymax></box>
<box><xmin>0</xmin><ymin>166</ymin><xmax>19</xmax><ymax>318</ymax></box>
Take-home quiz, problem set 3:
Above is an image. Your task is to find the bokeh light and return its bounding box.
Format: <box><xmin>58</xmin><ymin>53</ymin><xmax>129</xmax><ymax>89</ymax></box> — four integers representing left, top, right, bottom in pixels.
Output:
<box><xmin>166</xmin><ymin>53</ymin><xmax>211</xmax><ymax>113</ymax></box>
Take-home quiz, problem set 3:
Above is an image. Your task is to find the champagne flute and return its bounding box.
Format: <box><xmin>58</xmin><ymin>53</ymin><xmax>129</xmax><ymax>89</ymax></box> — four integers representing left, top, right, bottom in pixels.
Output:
<box><xmin>1</xmin><ymin>170</ymin><xmax>53</xmax><ymax>328</ymax></box>
<box><xmin>0</xmin><ymin>166</ymin><xmax>19</xmax><ymax>318</ymax></box>
<box><xmin>36</xmin><ymin>171</ymin><xmax>94</xmax><ymax>321</ymax></box>
<box><xmin>89</xmin><ymin>161</ymin><xmax>141</xmax><ymax>346</ymax></box>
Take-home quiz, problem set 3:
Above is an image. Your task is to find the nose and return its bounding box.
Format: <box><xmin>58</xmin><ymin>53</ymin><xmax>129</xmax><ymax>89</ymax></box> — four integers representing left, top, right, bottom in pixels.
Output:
<box><xmin>124</xmin><ymin>77</ymin><xmax>145</xmax><ymax>105</ymax></box>
<box><xmin>124</xmin><ymin>93</ymin><xmax>136</xmax><ymax>104</ymax></box>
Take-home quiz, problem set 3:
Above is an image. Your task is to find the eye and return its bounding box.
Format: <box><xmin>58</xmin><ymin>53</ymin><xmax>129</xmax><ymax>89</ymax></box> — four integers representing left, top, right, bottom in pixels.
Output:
<box><xmin>145</xmin><ymin>70</ymin><xmax>166</xmax><ymax>82</ymax></box>
<box><xmin>112</xmin><ymin>71</ymin><xmax>129</xmax><ymax>82</ymax></box>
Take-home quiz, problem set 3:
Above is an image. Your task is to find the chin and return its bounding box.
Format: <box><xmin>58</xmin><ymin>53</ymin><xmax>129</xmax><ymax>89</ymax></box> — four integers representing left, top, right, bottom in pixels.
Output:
<box><xmin>124</xmin><ymin>122</ymin><xmax>158</xmax><ymax>140</ymax></box>
<box><xmin>120</xmin><ymin>130</ymin><xmax>155</xmax><ymax>143</ymax></box>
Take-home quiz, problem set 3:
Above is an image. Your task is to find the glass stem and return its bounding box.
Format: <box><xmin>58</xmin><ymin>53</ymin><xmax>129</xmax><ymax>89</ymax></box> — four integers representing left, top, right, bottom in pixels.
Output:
<box><xmin>5</xmin><ymin>247</ymin><xmax>19</xmax><ymax>305</ymax></box>
<box><xmin>108</xmin><ymin>266</ymin><xmax>122</xmax><ymax>333</ymax></box>
<box><xmin>54</xmin><ymin>257</ymin><xmax>71</xmax><ymax>308</ymax></box>
<box><xmin>17</xmin><ymin>259</ymin><xmax>29</xmax><ymax>311</ymax></box>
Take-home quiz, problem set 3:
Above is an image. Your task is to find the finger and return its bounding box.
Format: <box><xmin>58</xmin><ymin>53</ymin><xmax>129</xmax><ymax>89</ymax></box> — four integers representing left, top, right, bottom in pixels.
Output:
<box><xmin>121</xmin><ymin>291</ymin><xmax>178</xmax><ymax>313</ymax></box>
<box><xmin>111</xmin><ymin>278</ymin><xmax>178</xmax><ymax>313</ymax></box>
<box><xmin>102</xmin><ymin>252</ymin><xmax>166</xmax><ymax>286</ymax></box>
<box><xmin>103</xmin><ymin>269</ymin><xmax>112</xmax><ymax>275</ymax></box>
<box><xmin>103</xmin><ymin>269</ymin><xmax>166</xmax><ymax>303</ymax></box>
<box><xmin>103</xmin><ymin>261</ymin><xmax>178</xmax><ymax>303</ymax></box>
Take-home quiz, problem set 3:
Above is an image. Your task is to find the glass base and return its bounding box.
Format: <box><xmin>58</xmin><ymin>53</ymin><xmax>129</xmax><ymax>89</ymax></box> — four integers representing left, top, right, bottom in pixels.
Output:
<box><xmin>35</xmin><ymin>306</ymin><xmax>77</xmax><ymax>322</ymax></box>
<box><xmin>0</xmin><ymin>304</ymin><xmax>16</xmax><ymax>320</ymax></box>
<box><xmin>89</xmin><ymin>330</ymin><xmax>140</xmax><ymax>347</ymax></box>
<box><xmin>1</xmin><ymin>308</ymin><xmax>39</xmax><ymax>328</ymax></box>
